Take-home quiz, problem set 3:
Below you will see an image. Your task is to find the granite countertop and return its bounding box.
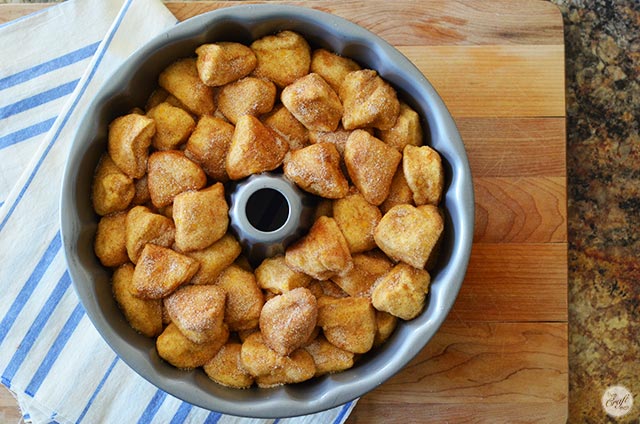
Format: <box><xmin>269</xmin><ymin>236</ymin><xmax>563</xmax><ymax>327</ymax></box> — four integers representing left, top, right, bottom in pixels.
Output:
<box><xmin>0</xmin><ymin>0</ymin><xmax>638</xmax><ymax>422</ymax></box>
<box><xmin>549</xmin><ymin>1</ymin><xmax>640</xmax><ymax>422</ymax></box>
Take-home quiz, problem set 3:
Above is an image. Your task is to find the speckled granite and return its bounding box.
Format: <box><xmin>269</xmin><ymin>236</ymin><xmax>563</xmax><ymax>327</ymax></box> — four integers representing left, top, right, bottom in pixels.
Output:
<box><xmin>549</xmin><ymin>0</ymin><xmax>640</xmax><ymax>422</ymax></box>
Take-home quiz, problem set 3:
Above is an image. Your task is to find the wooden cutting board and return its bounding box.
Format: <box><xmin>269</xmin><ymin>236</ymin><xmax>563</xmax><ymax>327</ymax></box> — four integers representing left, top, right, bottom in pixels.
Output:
<box><xmin>0</xmin><ymin>1</ymin><xmax>567</xmax><ymax>422</ymax></box>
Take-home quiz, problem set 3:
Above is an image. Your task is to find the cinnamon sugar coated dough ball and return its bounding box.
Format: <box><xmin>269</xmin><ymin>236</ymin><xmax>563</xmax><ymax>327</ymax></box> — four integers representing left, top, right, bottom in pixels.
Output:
<box><xmin>403</xmin><ymin>144</ymin><xmax>445</xmax><ymax>206</ymax></box>
<box><xmin>378</xmin><ymin>102</ymin><xmax>423</xmax><ymax>151</ymax></box>
<box><xmin>93</xmin><ymin>30</ymin><xmax>449</xmax><ymax>390</ymax></box>
<box><xmin>261</xmin><ymin>105</ymin><xmax>309</xmax><ymax>151</ymax></box>
<box><xmin>318</xmin><ymin>280</ymin><xmax>350</xmax><ymax>299</ymax></box>
<box><xmin>417</xmin><ymin>204</ymin><xmax>445</xmax><ymax>271</ymax></box>
<box><xmin>239</xmin><ymin>332</ymin><xmax>278</xmax><ymax>378</ymax></box>
<box><xmin>108</xmin><ymin>113</ymin><xmax>155</xmax><ymax>179</ymax></box>
<box><xmin>146</xmin><ymin>102</ymin><xmax>195</xmax><ymax>151</ymax></box>
<box><xmin>239</xmin><ymin>332</ymin><xmax>315</xmax><ymax>388</ymax></box>
<box><xmin>156</xmin><ymin>322</ymin><xmax>229</xmax><ymax>369</ymax></box>
<box><xmin>308</xmin><ymin>279</ymin><xmax>350</xmax><ymax>299</ymax></box>
<box><xmin>309</xmin><ymin>125</ymin><xmax>372</xmax><ymax>156</ymax></box>
<box><xmin>131</xmin><ymin>175</ymin><xmax>151</xmax><ymax>206</ymax></box>
<box><xmin>331</xmin><ymin>251</ymin><xmax>392</xmax><ymax>298</ymax></box>
<box><xmin>94</xmin><ymin>212</ymin><xmax>128</xmax><ymax>267</ymax></box>
<box><xmin>344</xmin><ymin>129</ymin><xmax>402</xmax><ymax>205</ymax></box>
<box><xmin>381</xmin><ymin>166</ymin><xmax>414</xmax><ymax>214</ymax></box>
<box><xmin>340</xmin><ymin>69</ymin><xmax>400</xmax><ymax>130</ymax></box>
<box><xmin>132</xmin><ymin>244</ymin><xmax>200</xmax><ymax>299</ymax></box>
<box><xmin>196</xmin><ymin>42</ymin><xmax>257</xmax><ymax>87</ymax></box>
<box><xmin>92</xmin><ymin>154</ymin><xmax>134</xmax><ymax>216</ymax></box>
<box><xmin>185</xmin><ymin>234</ymin><xmax>242</xmax><ymax>285</ymax></box>
<box><xmin>332</xmin><ymin>192</ymin><xmax>382</xmax><ymax>253</ymax></box>
<box><xmin>146</xmin><ymin>87</ymin><xmax>170</xmax><ymax>111</ymax></box>
<box><xmin>217</xmin><ymin>77</ymin><xmax>276</xmax><ymax>124</ymax></box>
<box><xmin>203</xmin><ymin>343</ymin><xmax>254</xmax><ymax>389</ymax></box>
<box><xmin>147</xmin><ymin>150</ymin><xmax>207</xmax><ymax>208</ymax></box>
<box><xmin>259</xmin><ymin>288</ymin><xmax>318</xmax><ymax>356</ymax></box>
<box><xmin>165</xmin><ymin>94</ymin><xmax>190</xmax><ymax>111</ymax></box>
<box><xmin>317</xmin><ymin>296</ymin><xmax>377</xmax><ymax>354</ymax></box>
<box><xmin>374</xmin><ymin>204</ymin><xmax>444</xmax><ymax>269</ymax></box>
<box><xmin>310</xmin><ymin>48</ymin><xmax>361</xmax><ymax>93</ymax></box>
<box><xmin>253</xmin><ymin>350</ymin><xmax>315</xmax><ymax>388</ymax></box>
<box><xmin>163</xmin><ymin>284</ymin><xmax>226</xmax><ymax>344</ymax></box>
<box><xmin>285</xmin><ymin>216</ymin><xmax>353</xmax><ymax>280</ymax></box>
<box><xmin>303</xmin><ymin>335</ymin><xmax>354</xmax><ymax>376</ymax></box>
<box><xmin>184</xmin><ymin>116</ymin><xmax>234</xmax><ymax>182</ymax></box>
<box><xmin>214</xmin><ymin>265</ymin><xmax>264</xmax><ymax>331</ymax></box>
<box><xmin>374</xmin><ymin>310</ymin><xmax>398</xmax><ymax>346</ymax></box>
<box><xmin>158</xmin><ymin>58</ymin><xmax>216</xmax><ymax>116</ymax></box>
<box><xmin>225</xmin><ymin>115</ymin><xmax>289</xmax><ymax>180</ymax></box>
<box><xmin>255</xmin><ymin>255</ymin><xmax>312</xmax><ymax>294</ymax></box>
<box><xmin>112</xmin><ymin>264</ymin><xmax>163</xmax><ymax>338</ymax></box>
<box><xmin>173</xmin><ymin>183</ymin><xmax>229</xmax><ymax>252</ymax></box>
<box><xmin>283</xmin><ymin>143</ymin><xmax>349</xmax><ymax>199</ymax></box>
<box><xmin>125</xmin><ymin>206</ymin><xmax>175</xmax><ymax>264</ymax></box>
<box><xmin>281</xmin><ymin>73</ymin><xmax>343</xmax><ymax>132</ymax></box>
<box><xmin>372</xmin><ymin>263</ymin><xmax>431</xmax><ymax>320</ymax></box>
<box><xmin>250</xmin><ymin>30</ymin><xmax>311</xmax><ymax>88</ymax></box>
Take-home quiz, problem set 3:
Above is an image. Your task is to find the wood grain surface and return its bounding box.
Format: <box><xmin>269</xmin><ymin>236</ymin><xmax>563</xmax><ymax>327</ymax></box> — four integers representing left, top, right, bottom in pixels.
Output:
<box><xmin>0</xmin><ymin>1</ymin><xmax>567</xmax><ymax>422</ymax></box>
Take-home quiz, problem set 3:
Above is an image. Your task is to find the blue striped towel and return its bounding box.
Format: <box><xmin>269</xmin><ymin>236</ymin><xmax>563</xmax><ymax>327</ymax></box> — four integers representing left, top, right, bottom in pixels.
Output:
<box><xmin>0</xmin><ymin>1</ymin><xmax>357</xmax><ymax>423</ymax></box>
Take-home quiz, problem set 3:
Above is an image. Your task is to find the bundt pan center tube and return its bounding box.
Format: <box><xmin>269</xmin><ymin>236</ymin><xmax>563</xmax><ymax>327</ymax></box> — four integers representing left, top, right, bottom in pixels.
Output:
<box><xmin>228</xmin><ymin>172</ymin><xmax>317</xmax><ymax>267</ymax></box>
<box><xmin>60</xmin><ymin>4</ymin><xmax>474</xmax><ymax>418</ymax></box>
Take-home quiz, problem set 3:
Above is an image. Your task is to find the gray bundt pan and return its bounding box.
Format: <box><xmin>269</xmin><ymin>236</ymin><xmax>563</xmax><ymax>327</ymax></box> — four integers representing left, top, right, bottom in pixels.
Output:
<box><xmin>60</xmin><ymin>4</ymin><xmax>474</xmax><ymax>419</ymax></box>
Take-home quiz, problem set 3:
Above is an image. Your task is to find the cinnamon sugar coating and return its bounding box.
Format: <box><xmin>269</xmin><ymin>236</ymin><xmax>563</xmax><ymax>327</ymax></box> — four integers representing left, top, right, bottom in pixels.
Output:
<box><xmin>94</xmin><ymin>212</ymin><xmax>128</xmax><ymax>268</ymax></box>
<box><xmin>340</xmin><ymin>69</ymin><xmax>400</xmax><ymax>130</ymax></box>
<box><xmin>285</xmin><ymin>216</ymin><xmax>353</xmax><ymax>280</ymax></box>
<box><xmin>93</xmin><ymin>31</ymin><xmax>449</xmax><ymax>390</ymax></box>
<box><xmin>158</xmin><ymin>58</ymin><xmax>216</xmax><ymax>116</ymax></box>
<box><xmin>132</xmin><ymin>244</ymin><xmax>199</xmax><ymax>299</ymax></box>
<box><xmin>281</xmin><ymin>73</ymin><xmax>343</xmax><ymax>132</ymax></box>
<box><xmin>225</xmin><ymin>115</ymin><xmax>289</xmax><ymax>180</ymax></box>
<box><xmin>184</xmin><ymin>116</ymin><xmax>234</xmax><ymax>182</ymax></box>
<box><xmin>164</xmin><ymin>284</ymin><xmax>226</xmax><ymax>344</ymax></box>
<box><xmin>147</xmin><ymin>150</ymin><xmax>207</xmax><ymax>208</ymax></box>
<box><xmin>196</xmin><ymin>42</ymin><xmax>257</xmax><ymax>87</ymax></box>
<box><xmin>173</xmin><ymin>183</ymin><xmax>229</xmax><ymax>252</ymax></box>
<box><xmin>92</xmin><ymin>154</ymin><xmax>135</xmax><ymax>216</ymax></box>
<box><xmin>283</xmin><ymin>142</ymin><xmax>349</xmax><ymax>199</ymax></box>
<box><xmin>259</xmin><ymin>288</ymin><xmax>318</xmax><ymax>356</ymax></box>
<box><xmin>344</xmin><ymin>129</ymin><xmax>402</xmax><ymax>205</ymax></box>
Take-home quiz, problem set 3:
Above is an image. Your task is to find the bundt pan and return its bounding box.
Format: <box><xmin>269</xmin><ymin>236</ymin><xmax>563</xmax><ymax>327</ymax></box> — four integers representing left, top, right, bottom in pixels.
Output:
<box><xmin>60</xmin><ymin>4</ymin><xmax>474</xmax><ymax>419</ymax></box>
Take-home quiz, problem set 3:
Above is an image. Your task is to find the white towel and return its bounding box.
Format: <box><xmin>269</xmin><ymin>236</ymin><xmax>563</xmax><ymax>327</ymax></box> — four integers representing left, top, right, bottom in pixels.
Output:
<box><xmin>0</xmin><ymin>1</ymin><xmax>357</xmax><ymax>423</ymax></box>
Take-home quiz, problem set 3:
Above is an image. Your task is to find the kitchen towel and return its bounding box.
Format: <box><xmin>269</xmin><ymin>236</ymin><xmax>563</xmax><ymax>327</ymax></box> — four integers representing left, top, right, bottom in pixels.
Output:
<box><xmin>0</xmin><ymin>1</ymin><xmax>357</xmax><ymax>423</ymax></box>
<box><xmin>0</xmin><ymin>0</ymin><xmax>124</xmax><ymax>209</ymax></box>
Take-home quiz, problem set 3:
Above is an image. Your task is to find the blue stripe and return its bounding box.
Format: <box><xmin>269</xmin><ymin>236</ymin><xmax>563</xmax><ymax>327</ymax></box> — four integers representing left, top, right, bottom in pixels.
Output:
<box><xmin>0</xmin><ymin>0</ymin><xmax>134</xmax><ymax>234</ymax></box>
<box><xmin>75</xmin><ymin>356</ymin><xmax>119</xmax><ymax>424</ymax></box>
<box><xmin>204</xmin><ymin>411</ymin><xmax>222</xmax><ymax>424</ymax></box>
<box><xmin>0</xmin><ymin>80</ymin><xmax>78</xmax><ymax>119</ymax></box>
<box><xmin>169</xmin><ymin>402</ymin><xmax>193</xmax><ymax>424</ymax></box>
<box><xmin>0</xmin><ymin>117</ymin><xmax>56</xmax><ymax>150</ymax></box>
<box><xmin>332</xmin><ymin>401</ymin><xmax>355</xmax><ymax>424</ymax></box>
<box><xmin>25</xmin><ymin>303</ymin><xmax>86</xmax><ymax>396</ymax></box>
<box><xmin>137</xmin><ymin>390</ymin><xmax>168</xmax><ymax>424</ymax></box>
<box><xmin>0</xmin><ymin>42</ymin><xmax>99</xmax><ymax>91</ymax></box>
<box><xmin>0</xmin><ymin>232</ymin><xmax>61</xmax><ymax>345</ymax></box>
<box><xmin>1</xmin><ymin>271</ymin><xmax>71</xmax><ymax>386</ymax></box>
<box><xmin>273</xmin><ymin>419</ymin><xmax>281</xmax><ymax>424</ymax></box>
